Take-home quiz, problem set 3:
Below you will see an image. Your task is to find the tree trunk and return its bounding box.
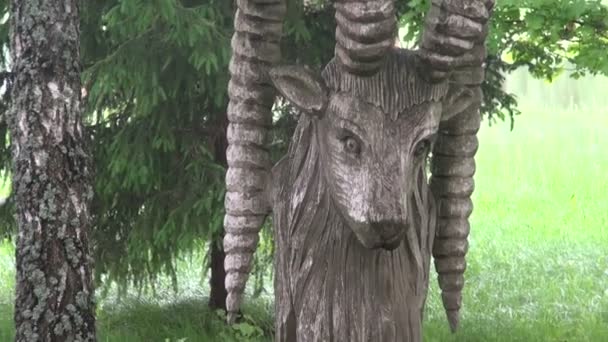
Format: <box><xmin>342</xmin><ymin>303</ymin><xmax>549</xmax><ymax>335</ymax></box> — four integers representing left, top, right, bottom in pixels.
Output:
<box><xmin>208</xmin><ymin>236</ymin><xmax>228</xmax><ymax>311</ymax></box>
<box><xmin>9</xmin><ymin>1</ymin><xmax>96</xmax><ymax>341</ymax></box>
<box><xmin>208</xmin><ymin>115</ymin><xmax>229</xmax><ymax>311</ymax></box>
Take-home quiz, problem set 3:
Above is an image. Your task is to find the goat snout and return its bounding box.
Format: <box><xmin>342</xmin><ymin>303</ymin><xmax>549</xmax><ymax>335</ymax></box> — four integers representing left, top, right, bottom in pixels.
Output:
<box><xmin>370</xmin><ymin>220</ymin><xmax>406</xmax><ymax>250</ymax></box>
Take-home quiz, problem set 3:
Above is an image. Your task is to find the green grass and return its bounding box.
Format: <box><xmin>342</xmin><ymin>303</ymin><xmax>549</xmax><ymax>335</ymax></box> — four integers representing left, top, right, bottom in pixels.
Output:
<box><xmin>0</xmin><ymin>239</ymin><xmax>275</xmax><ymax>342</ymax></box>
<box><xmin>422</xmin><ymin>103</ymin><xmax>608</xmax><ymax>341</ymax></box>
<box><xmin>1</xmin><ymin>82</ymin><xmax>608</xmax><ymax>340</ymax></box>
<box><xmin>0</xmin><ymin>241</ymin><xmax>14</xmax><ymax>341</ymax></box>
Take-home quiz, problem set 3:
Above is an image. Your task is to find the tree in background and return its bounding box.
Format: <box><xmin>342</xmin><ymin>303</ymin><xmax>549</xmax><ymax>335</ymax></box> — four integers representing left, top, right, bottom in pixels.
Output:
<box><xmin>77</xmin><ymin>0</ymin><xmax>338</xmax><ymax>309</ymax></box>
<box><xmin>81</xmin><ymin>0</ymin><xmax>235</xmax><ymax>309</ymax></box>
<box><xmin>9</xmin><ymin>0</ymin><xmax>96</xmax><ymax>340</ymax></box>
<box><xmin>0</xmin><ymin>0</ymin><xmax>606</xmax><ymax>314</ymax></box>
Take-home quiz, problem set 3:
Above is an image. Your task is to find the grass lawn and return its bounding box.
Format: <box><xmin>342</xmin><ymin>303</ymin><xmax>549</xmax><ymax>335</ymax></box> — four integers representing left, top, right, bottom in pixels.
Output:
<box><xmin>0</xmin><ymin>240</ymin><xmax>275</xmax><ymax>342</ymax></box>
<box><xmin>0</xmin><ymin>241</ymin><xmax>14</xmax><ymax>341</ymax></box>
<box><xmin>422</xmin><ymin>104</ymin><xmax>608</xmax><ymax>341</ymax></box>
<box><xmin>1</xmin><ymin>103</ymin><xmax>607</xmax><ymax>341</ymax></box>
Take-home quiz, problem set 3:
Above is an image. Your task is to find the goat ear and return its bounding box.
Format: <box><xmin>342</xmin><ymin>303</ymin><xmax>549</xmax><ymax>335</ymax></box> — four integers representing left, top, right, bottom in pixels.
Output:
<box><xmin>269</xmin><ymin>65</ymin><xmax>328</xmax><ymax>116</ymax></box>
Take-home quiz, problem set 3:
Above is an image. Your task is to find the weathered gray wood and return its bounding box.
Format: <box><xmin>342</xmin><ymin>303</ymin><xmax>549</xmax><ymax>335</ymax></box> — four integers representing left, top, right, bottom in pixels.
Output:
<box><xmin>429</xmin><ymin>46</ymin><xmax>486</xmax><ymax>331</ymax></box>
<box><xmin>334</xmin><ymin>0</ymin><xmax>396</xmax><ymax>75</ymax></box>
<box><xmin>9</xmin><ymin>0</ymin><xmax>96</xmax><ymax>340</ymax></box>
<box><xmin>270</xmin><ymin>54</ymin><xmax>441</xmax><ymax>341</ymax></box>
<box><xmin>224</xmin><ymin>0</ymin><xmax>287</xmax><ymax>323</ymax></box>
<box><xmin>225</xmin><ymin>0</ymin><xmax>494</xmax><ymax>340</ymax></box>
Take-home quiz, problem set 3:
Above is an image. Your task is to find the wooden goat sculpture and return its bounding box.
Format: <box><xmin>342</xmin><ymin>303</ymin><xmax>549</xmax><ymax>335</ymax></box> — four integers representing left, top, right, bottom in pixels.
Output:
<box><xmin>224</xmin><ymin>0</ymin><xmax>494</xmax><ymax>340</ymax></box>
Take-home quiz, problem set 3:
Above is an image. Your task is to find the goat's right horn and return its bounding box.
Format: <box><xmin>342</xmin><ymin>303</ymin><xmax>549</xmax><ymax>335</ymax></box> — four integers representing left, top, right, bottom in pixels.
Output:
<box><xmin>420</xmin><ymin>0</ymin><xmax>495</xmax><ymax>332</ymax></box>
<box><xmin>334</xmin><ymin>0</ymin><xmax>397</xmax><ymax>76</ymax></box>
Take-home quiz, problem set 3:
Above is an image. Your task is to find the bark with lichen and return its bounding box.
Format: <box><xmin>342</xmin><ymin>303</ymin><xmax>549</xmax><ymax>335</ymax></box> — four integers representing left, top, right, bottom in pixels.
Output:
<box><xmin>9</xmin><ymin>0</ymin><xmax>96</xmax><ymax>340</ymax></box>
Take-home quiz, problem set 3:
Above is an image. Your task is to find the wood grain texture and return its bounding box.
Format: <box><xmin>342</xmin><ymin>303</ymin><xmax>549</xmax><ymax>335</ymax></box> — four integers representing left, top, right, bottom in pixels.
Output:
<box><xmin>224</xmin><ymin>0</ymin><xmax>495</xmax><ymax>338</ymax></box>
<box><xmin>272</xmin><ymin>119</ymin><xmax>436</xmax><ymax>342</ymax></box>
<box><xmin>270</xmin><ymin>52</ymin><xmax>443</xmax><ymax>342</ymax></box>
<box><xmin>418</xmin><ymin>0</ymin><xmax>494</xmax><ymax>82</ymax></box>
<box><xmin>430</xmin><ymin>39</ymin><xmax>488</xmax><ymax>332</ymax></box>
<box><xmin>420</xmin><ymin>0</ymin><xmax>493</xmax><ymax>331</ymax></box>
<box><xmin>224</xmin><ymin>0</ymin><xmax>286</xmax><ymax>322</ymax></box>
<box><xmin>334</xmin><ymin>0</ymin><xmax>397</xmax><ymax>75</ymax></box>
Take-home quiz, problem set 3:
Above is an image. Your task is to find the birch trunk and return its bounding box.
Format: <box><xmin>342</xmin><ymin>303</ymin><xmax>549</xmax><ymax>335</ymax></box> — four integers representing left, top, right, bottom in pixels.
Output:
<box><xmin>9</xmin><ymin>0</ymin><xmax>96</xmax><ymax>340</ymax></box>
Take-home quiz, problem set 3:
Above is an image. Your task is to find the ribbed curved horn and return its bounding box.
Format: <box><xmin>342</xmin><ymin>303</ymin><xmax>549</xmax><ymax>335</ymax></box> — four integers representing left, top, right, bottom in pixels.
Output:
<box><xmin>421</xmin><ymin>0</ymin><xmax>495</xmax><ymax>333</ymax></box>
<box><xmin>418</xmin><ymin>0</ymin><xmax>493</xmax><ymax>83</ymax></box>
<box><xmin>224</xmin><ymin>0</ymin><xmax>287</xmax><ymax>323</ymax></box>
<box><xmin>334</xmin><ymin>0</ymin><xmax>397</xmax><ymax>75</ymax></box>
<box><xmin>430</xmin><ymin>67</ymin><xmax>483</xmax><ymax>332</ymax></box>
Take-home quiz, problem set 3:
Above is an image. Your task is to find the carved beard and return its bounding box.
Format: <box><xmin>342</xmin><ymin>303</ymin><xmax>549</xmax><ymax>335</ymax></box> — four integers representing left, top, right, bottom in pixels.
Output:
<box><xmin>271</xmin><ymin>114</ymin><xmax>437</xmax><ymax>342</ymax></box>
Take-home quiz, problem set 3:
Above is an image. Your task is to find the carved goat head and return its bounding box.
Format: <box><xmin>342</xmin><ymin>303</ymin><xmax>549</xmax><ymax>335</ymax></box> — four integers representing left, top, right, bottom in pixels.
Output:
<box><xmin>270</xmin><ymin>63</ymin><xmax>443</xmax><ymax>250</ymax></box>
<box><xmin>223</xmin><ymin>0</ymin><xmax>494</xmax><ymax>332</ymax></box>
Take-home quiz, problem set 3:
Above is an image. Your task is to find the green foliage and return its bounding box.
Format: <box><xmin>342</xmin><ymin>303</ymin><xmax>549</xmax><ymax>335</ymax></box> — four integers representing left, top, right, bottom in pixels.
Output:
<box><xmin>0</xmin><ymin>0</ymin><xmax>607</xmax><ymax>295</ymax></box>
<box><xmin>487</xmin><ymin>0</ymin><xmax>608</xmax><ymax>123</ymax></box>
<box><xmin>2</xmin><ymin>92</ymin><xmax>608</xmax><ymax>339</ymax></box>
<box><xmin>215</xmin><ymin>310</ymin><xmax>270</xmax><ymax>341</ymax></box>
<box><xmin>398</xmin><ymin>0</ymin><xmax>608</xmax><ymax>125</ymax></box>
<box><xmin>0</xmin><ymin>0</ymin><xmax>14</xmax><ymax>238</ymax></box>
<box><xmin>80</xmin><ymin>0</ymin><xmax>343</xmax><ymax>292</ymax></box>
<box><xmin>495</xmin><ymin>0</ymin><xmax>608</xmax><ymax>78</ymax></box>
<box><xmin>81</xmin><ymin>0</ymin><xmax>234</xmax><ymax>290</ymax></box>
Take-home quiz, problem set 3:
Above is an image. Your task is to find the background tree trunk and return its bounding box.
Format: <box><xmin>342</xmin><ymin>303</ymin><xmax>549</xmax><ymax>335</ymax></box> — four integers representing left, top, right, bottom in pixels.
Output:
<box><xmin>208</xmin><ymin>237</ymin><xmax>227</xmax><ymax>311</ymax></box>
<box><xmin>9</xmin><ymin>1</ymin><xmax>96</xmax><ymax>341</ymax></box>
<box><xmin>208</xmin><ymin>115</ymin><xmax>229</xmax><ymax>311</ymax></box>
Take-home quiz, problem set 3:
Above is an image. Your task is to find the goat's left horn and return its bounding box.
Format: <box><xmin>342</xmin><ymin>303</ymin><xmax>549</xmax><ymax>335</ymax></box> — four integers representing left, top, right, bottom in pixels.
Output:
<box><xmin>224</xmin><ymin>0</ymin><xmax>287</xmax><ymax>323</ymax></box>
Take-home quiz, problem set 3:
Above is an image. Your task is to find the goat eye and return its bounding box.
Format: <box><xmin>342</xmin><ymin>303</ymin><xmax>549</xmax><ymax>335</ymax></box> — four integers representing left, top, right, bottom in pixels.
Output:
<box><xmin>414</xmin><ymin>139</ymin><xmax>431</xmax><ymax>157</ymax></box>
<box><xmin>343</xmin><ymin>136</ymin><xmax>361</xmax><ymax>155</ymax></box>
